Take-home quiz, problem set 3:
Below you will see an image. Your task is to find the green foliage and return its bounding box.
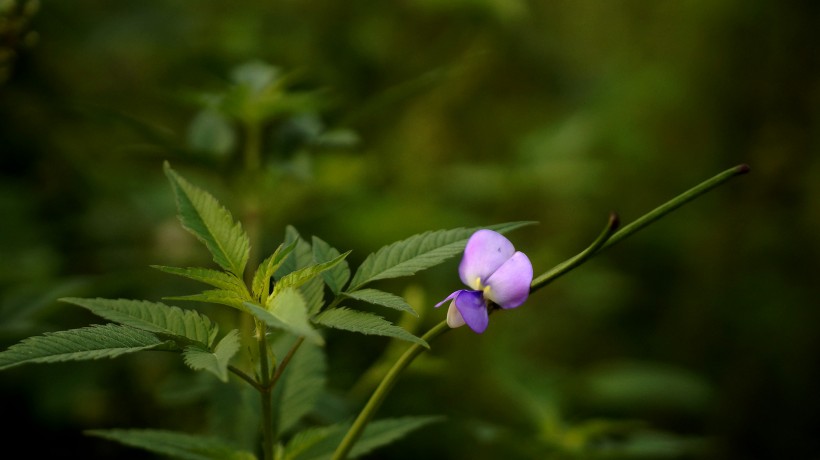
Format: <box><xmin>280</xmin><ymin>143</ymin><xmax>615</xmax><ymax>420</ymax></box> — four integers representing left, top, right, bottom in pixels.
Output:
<box><xmin>86</xmin><ymin>429</ymin><xmax>257</xmax><ymax>460</ymax></box>
<box><xmin>341</xmin><ymin>288</ymin><xmax>416</xmax><ymax>316</ymax></box>
<box><xmin>168</xmin><ymin>289</ymin><xmax>251</xmax><ymax>313</ymax></box>
<box><xmin>187</xmin><ymin>109</ymin><xmax>236</xmax><ymax>158</ymax></box>
<box><xmin>281</xmin><ymin>416</ymin><xmax>444</xmax><ymax>460</ymax></box>
<box><xmin>273</xmin><ymin>337</ymin><xmax>327</xmax><ymax>435</ymax></box>
<box><xmin>313</xmin><ymin>307</ymin><xmax>428</xmax><ymax>348</ymax></box>
<box><xmin>311</xmin><ymin>236</ymin><xmax>350</xmax><ymax>295</ymax></box>
<box><xmin>217</xmin><ymin>60</ymin><xmax>324</xmax><ymax>124</ymax></box>
<box><xmin>164</xmin><ymin>162</ymin><xmax>250</xmax><ymax>278</ymax></box>
<box><xmin>347</xmin><ymin>221</ymin><xmax>536</xmax><ymax>291</ymax></box>
<box><xmin>245</xmin><ymin>292</ymin><xmax>324</xmax><ymax>346</ymax></box>
<box><xmin>0</xmin><ymin>324</ymin><xmax>175</xmax><ymax>370</ymax></box>
<box><xmin>60</xmin><ymin>297</ymin><xmax>218</xmax><ymax>347</ymax></box>
<box><xmin>182</xmin><ymin>330</ymin><xmax>242</xmax><ymax>383</ymax></box>
<box><xmin>342</xmin><ymin>289</ymin><xmax>419</xmax><ymax>316</ymax></box>
<box><xmin>152</xmin><ymin>266</ymin><xmax>248</xmax><ymax>295</ymax></box>
<box><xmin>276</xmin><ymin>226</ymin><xmax>327</xmax><ymax>315</ymax></box>
<box><xmin>252</xmin><ymin>241</ymin><xmax>298</xmax><ymax>301</ymax></box>
<box><xmin>271</xmin><ymin>251</ymin><xmax>351</xmax><ymax>301</ymax></box>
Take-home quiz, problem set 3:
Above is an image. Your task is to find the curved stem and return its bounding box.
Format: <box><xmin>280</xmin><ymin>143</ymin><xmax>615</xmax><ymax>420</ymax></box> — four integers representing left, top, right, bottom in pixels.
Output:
<box><xmin>229</xmin><ymin>365</ymin><xmax>264</xmax><ymax>391</ymax></box>
<box><xmin>599</xmin><ymin>164</ymin><xmax>750</xmax><ymax>252</ymax></box>
<box><xmin>331</xmin><ymin>164</ymin><xmax>751</xmax><ymax>460</ymax></box>
<box><xmin>530</xmin><ymin>212</ymin><xmax>620</xmax><ymax>293</ymax></box>
<box><xmin>270</xmin><ymin>336</ymin><xmax>305</xmax><ymax>389</ymax></box>
<box><xmin>331</xmin><ymin>321</ymin><xmax>451</xmax><ymax>460</ymax></box>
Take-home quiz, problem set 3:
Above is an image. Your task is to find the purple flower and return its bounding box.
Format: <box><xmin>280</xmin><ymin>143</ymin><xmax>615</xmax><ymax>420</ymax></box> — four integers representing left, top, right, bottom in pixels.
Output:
<box><xmin>435</xmin><ymin>229</ymin><xmax>533</xmax><ymax>333</ymax></box>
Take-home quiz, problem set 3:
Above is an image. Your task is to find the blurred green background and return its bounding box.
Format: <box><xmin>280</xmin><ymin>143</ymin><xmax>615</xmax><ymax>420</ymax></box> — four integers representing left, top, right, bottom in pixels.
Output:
<box><xmin>1</xmin><ymin>1</ymin><xmax>818</xmax><ymax>459</ymax></box>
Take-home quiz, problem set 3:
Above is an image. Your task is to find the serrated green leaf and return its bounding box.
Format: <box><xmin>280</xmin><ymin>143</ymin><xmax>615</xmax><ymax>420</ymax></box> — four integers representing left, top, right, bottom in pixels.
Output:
<box><xmin>152</xmin><ymin>266</ymin><xmax>248</xmax><ymax>295</ymax></box>
<box><xmin>347</xmin><ymin>221</ymin><xmax>536</xmax><ymax>291</ymax></box>
<box><xmin>311</xmin><ymin>236</ymin><xmax>350</xmax><ymax>295</ymax></box>
<box><xmin>252</xmin><ymin>240</ymin><xmax>298</xmax><ymax>300</ymax></box>
<box><xmin>0</xmin><ymin>324</ymin><xmax>175</xmax><ymax>371</ymax></box>
<box><xmin>164</xmin><ymin>162</ymin><xmax>250</xmax><ymax>277</ymax></box>
<box><xmin>301</xmin><ymin>276</ymin><xmax>326</xmax><ymax>316</ymax></box>
<box><xmin>275</xmin><ymin>226</ymin><xmax>312</xmax><ymax>277</ymax></box>
<box><xmin>342</xmin><ymin>289</ymin><xmax>416</xmax><ymax>316</ymax></box>
<box><xmin>312</xmin><ymin>308</ymin><xmax>427</xmax><ymax>348</ymax></box>
<box><xmin>283</xmin><ymin>416</ymin><xmax>443</xmax><ymax>460</ymax></box>
<box><xmin>168</xmin><ymin>289</ymin><xmax>249</xmax><ymax>312</ymax></box>
<box><xmin>275</xmin><ymin>227</ymin><xmax>326</xmax><ymax>315</ymax></box>
<box><xmin>61</xmin><ymin>297</ymin><xmax>217</xmax><ymax>347</ymax></box>
<box><xmin>271</xmin><ymin>251</ymin><xmax>351</xmax><ymax>301</ymax></box>
<box><xmin>272</xmin><ymin>337</ymin><xmax>326</xmax><ymax>435</ymax></box>
<box><xmin>244</xmin><ymin>290</ymin><xmax>324</xmax><ymax>346</ymax></box>
<box><xmin>86</xmin><ymin>429</ymin><xmax>257</xmax><ymax>460</ymax></box>
<box><xmin>182</xmin><ymin>330</ymin><xmax>241</xmax><ymax>382</ymax></box>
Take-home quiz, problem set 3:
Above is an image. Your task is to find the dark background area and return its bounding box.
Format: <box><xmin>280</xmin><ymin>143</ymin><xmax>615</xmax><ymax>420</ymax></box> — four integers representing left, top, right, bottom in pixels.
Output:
<box><xmin>1</xmin><ymin>1</ymin><xmax>818</xmax><ymax>459</ymax></box>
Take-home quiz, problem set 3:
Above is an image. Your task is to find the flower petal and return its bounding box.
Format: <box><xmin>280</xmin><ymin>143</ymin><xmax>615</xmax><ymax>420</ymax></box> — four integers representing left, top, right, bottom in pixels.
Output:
<box><xmin>453</xmin><ymin>290</ymin><xmax>489</xmax><ymax>333</ymax></box>
<box><xmin>435</xmin><ymin>290</ymin><xmax>460</xmax><ymax>309</ymax></box>
<box><xmin>459</xmin><ymin>229</ymin><xmax>516</xmax><ymax>290</ymax></box>
<box><xmin>484</xmin><ymin>251</ymin><xmax>533</xmax><ymax>309</ymax></box>
<box><xmin>446</xmin><ymin>303</ymin><xmax>466</xmax><ymax>328</ymax></box>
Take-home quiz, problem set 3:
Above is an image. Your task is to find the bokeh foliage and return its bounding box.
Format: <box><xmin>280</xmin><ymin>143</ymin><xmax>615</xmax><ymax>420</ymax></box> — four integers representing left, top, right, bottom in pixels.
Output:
<box><xmin>1</xmin><ymin>0</ymin><xmax>818</xmax><ymax>458</ymax></box>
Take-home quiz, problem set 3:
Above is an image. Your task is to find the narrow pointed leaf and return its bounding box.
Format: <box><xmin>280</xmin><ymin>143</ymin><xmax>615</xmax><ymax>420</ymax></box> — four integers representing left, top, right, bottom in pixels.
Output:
<box><xmin>275</xmin><ymin>226</ymin><xmax>312</xmax><ymax>277</ymax></box>
<box><xmin>167</xmin><ymin>289</ymin><xmax>250</xmax><ymax>313</ymax></box>
<box><xmin>347</xmin><ymin>221</ymin><xmax>536</xmax><ymax>291</ymax></box>
<box><xmin>313</xmin><ymin>308</ymin><xmax>427</xmax><ymax>348</ymax></box>
<box><xmin>271</xmin><ymin>251</ymin><xmax>351</xmax><ymax>300</ymax></box>
<box><xmin>152</xmin><ymin>266</ymin><xmax>247</xmax><ymax>295</ymax></box>
<box><xmin>182</xmin><ymin>330</ymin><xmax>241</xmax><ymax>382</ymax></box>
<box><xmin>312</xmin><ymin>236</ymin><xmax>350</xmax><ymax>294</ymax></box>
<box><xmin>61</xmin><ymin>297</ymin><xmax>217</xmax><ymax>346</ymax></box>
<box><xmin>86</xmin><ymin>429</ymin><xmax>257</xmax><ymax>460</ymax></box>
<box><xmin>251</xmin><ymin>240</ymin><xmax>298</xmax><ymax>300</ymax></box>
<box><xmin>342</xmin><ymin>289</ymin><xmax>416</xmax><ymax>316</ymax></box>
<box><xmin>0</xmin><ymin>324</ymin><xmax>175</xmax><ymax>371</ymax></box>
<box><xmin>284</xmin><ymin>416</ymin><xmax>443</xmax><ymax>460</ymax></box>
<box><xmin>275</xmin><ymin>226</ymin><xmax>326</xmax><ymax>315</ymax></box>
<box><xmin>164</xmin><ymin>162</ymin><xmax>250</xmax><ymax>277</ymax></box>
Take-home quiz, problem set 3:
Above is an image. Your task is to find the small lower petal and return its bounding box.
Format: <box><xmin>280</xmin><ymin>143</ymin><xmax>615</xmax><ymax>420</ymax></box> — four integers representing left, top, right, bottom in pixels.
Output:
<box><xmin>446</xmin><ymin>303</ymin><xmax>466</xmax><ymax>328</ymax></box>
<box><xmin>454</xmin><ymin>290</ymin><xmax>489</xmax><ymax>333</ymax></box>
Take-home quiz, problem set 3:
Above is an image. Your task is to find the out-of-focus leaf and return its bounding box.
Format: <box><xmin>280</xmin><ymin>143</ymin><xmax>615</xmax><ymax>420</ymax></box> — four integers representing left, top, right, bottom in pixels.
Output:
<box><xmin>86</xmin><ymin>429</ymin><xmax>257</xmax><ymax>460</ymax></box>
<box><xmin>187</xmin><ymin>109</ymin><xmax>236</xmax><ymax>158</ymax></box>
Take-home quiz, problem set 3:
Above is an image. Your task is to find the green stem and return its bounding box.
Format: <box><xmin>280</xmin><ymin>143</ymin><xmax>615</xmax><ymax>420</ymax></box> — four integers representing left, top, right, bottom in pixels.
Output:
<box><xmin>531</xmin><ymin>164</ymin><xmax>750</xmax><ymax>292</ymax></box>
<box><xmin>330</xmin><ymin>321</ymin><xmax>451</xmax><ymax>460</ymax></box>
<box><xmin>530</xmin><ymin>212</ymin><xmax>620</xmax><ymax>293</ymax></box>
<box><xmin>599</xmin><ymin>164</ymin><xmax>750</xmax><ymax>252</ymax></box>
<box><xmin>229</xmin><ymin>364</ymin><xmax>264</xmax><ymax>391</ymax></box>
<box><xmin>256</xmin><ymin>319</ymin><xmax>274</xmax><ymax>460</ymax></box>
<box><xmin>270</xmin><ymin>337</ymin><xmax>305</xmax><ymax>389</ymax></box>
<box><xmin>330</xmin><ymin>163</ymin><xmax>750</xmax><ymax>460</ymax></box>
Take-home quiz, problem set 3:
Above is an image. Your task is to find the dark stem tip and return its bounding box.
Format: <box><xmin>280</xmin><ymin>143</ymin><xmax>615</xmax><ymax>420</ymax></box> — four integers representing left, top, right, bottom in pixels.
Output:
<box><xmin>735</xmin><ymin>164</ymin><xmax>751</xmax><ymax>174</ymax></box>
<box><xmin>608</xmin><ymin>212</ymin><xmax>621</xmax><ymax>231</ymax></box>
